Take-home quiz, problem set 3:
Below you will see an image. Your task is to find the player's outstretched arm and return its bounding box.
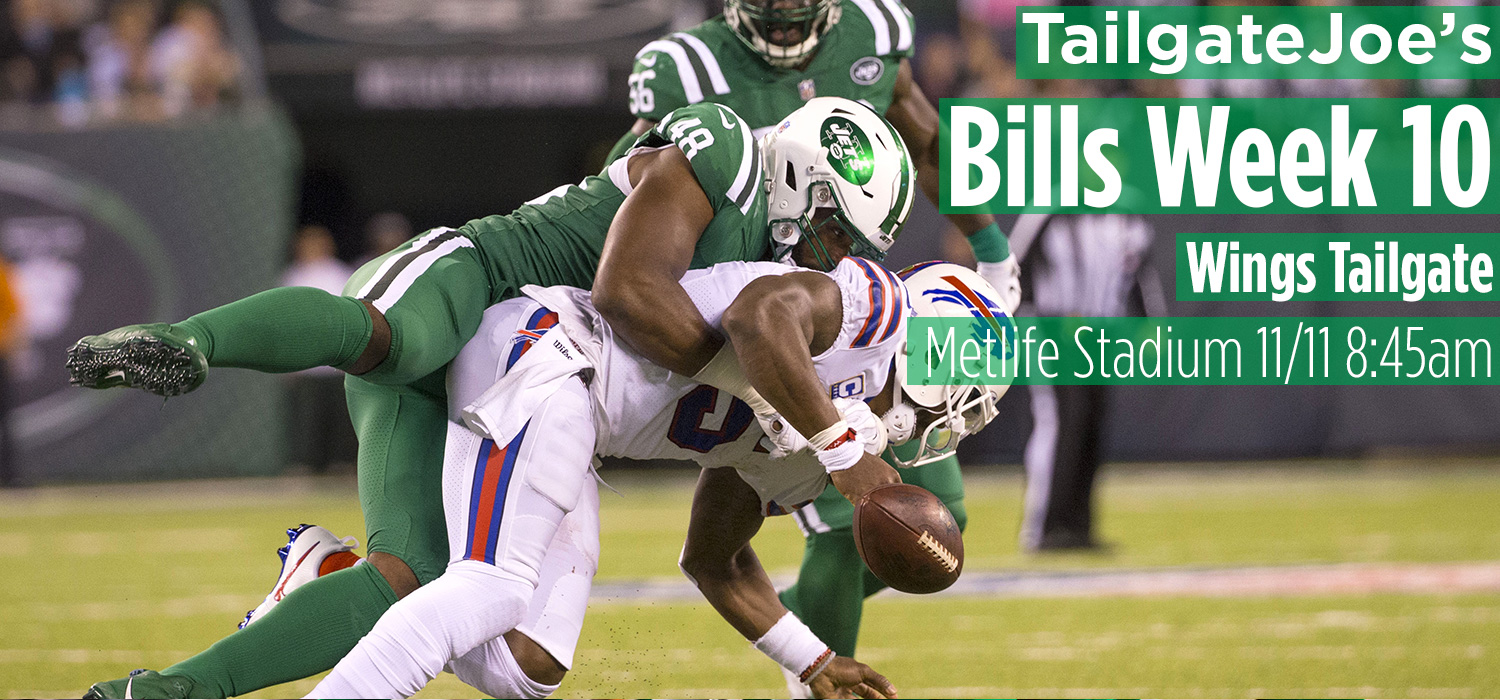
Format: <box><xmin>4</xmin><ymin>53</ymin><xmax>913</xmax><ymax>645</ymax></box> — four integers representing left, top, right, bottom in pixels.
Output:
<box><xmin>593</xmin><ymin>146</ymin><xmax>725</xmax><ymax>377</ymax></box>
<box><xmin>721</xmin><ymin>272</ymin><xmax>898</xmax><ymax>503</ymax></box>
<box><xmin>884</xmin><ymin>59</ymin><xmax>993</xmax><ymax>238</ymax></box>
<box><xmin>886</xmin><ymin>59</ymin><xmax>1021</xmax><ymax>311</ymax></box>
<box><xmin>720</xmin><ymin>272</ymin><xmax>843</xmax><ymax>440</ymax></box>
<box><xmin>681</xmin><ymin>467</ymin><xmax>897</xmax><ymax>700</ymax></box>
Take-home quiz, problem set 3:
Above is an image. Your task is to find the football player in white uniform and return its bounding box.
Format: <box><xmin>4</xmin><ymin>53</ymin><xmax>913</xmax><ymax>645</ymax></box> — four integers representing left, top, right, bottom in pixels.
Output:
<box><xmin>306</xmin><ymin>259</ymin><xmax>1009</xmax><ymax>699</ymax></box>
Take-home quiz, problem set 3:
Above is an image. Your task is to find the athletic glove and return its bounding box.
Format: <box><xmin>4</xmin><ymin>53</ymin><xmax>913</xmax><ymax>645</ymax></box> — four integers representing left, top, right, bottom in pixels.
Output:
<box><xmin>976</xmin><ymin>254</ymin><xmax>1022</xmax><ymax>314</ymax></box>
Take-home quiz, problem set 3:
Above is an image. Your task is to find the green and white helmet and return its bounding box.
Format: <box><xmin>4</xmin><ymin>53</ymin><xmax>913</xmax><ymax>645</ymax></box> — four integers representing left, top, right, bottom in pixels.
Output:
<box><xmin>760</xmin><ymin>96</ymin><xmax>915</xmax><ymax>270</ymax></box>
<box><xmin>725</xmin><ymin>0</ymin><xmax>843</xmax><ymax>68</ymax></box>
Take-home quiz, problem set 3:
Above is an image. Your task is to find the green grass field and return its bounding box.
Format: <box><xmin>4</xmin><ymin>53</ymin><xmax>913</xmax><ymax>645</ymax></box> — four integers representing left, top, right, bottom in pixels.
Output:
<box><xmin>3</xmin><ymin>462</ymin><xmax>1499</xmax><ymax>698</ymax></box>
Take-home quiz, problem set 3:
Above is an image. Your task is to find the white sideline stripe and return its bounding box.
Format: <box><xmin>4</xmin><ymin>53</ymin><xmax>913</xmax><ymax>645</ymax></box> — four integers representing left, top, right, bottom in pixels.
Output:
<box><xmin>636</xmin><ymin>40</ymin><xmax>703</xmax><ymax>104</ymax></box>
<box><xmin>353</xmin><ymin>227</ymin><xmax>453</xmax><ymax>299</ymax></box>
<box><xmin>878</xmin><ymin>0</ymin><xmax>912</xmax><ymax>51</ymax></box>
<box><xmin>18</xmin><ymin>594</ymin><xmax>251</xmax><ymax>622</ymax></box>
<box><xmin>588</xmin><ymin>561</ymin><xmax>1500</xmax><ymax>602</ymax></box>
<box><xmin>0</xmin><ymin>649</ymin><xmax>191</xmax><ymax>664</ymax></box>
<box><xmin>369</xmin><ymin>236</ymin><xmax>476</xmax><ymax>314</ymax></box>
<box><xmin>672</xmin><ymin>32</ymin><xmax>730</xmax><ymax>96</ymax></box>
<box><xmin>846</xmin><ymin>0</ymin><xmax>891</xmax><ymax>56</ymax></box>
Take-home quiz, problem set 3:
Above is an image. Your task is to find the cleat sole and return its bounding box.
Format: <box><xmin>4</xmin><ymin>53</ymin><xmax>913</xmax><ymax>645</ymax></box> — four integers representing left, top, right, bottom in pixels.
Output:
<box><xmin>66</xmin><ymin>337</ymin><xmax>204</xmax><ymax>397</ymax></box>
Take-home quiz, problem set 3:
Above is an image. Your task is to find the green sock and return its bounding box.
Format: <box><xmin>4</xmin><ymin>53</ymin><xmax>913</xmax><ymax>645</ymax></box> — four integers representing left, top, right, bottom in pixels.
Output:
<box><xmin>779</xmin><ymin>528</ymin><xmax>867</xmax><ymax>657</ymax></box>
<box><xmin>172</xmin><ymin>287</ymin><xmax>372</xmax><ymax>373</ymax></box>
<box><xmin>163</xmin><ymin>562</ymin><xmax>397</xmax><ymax>698</ymax></box>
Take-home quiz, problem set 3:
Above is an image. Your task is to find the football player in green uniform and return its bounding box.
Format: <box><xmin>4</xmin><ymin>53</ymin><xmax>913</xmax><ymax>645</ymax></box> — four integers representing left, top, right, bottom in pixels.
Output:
<box><xmin>615</xmin><ymin>1</ymin><xmax>1022</xmax><ymax>691</ymax></box>
<box><xmin>72</xmin><ymin>98</ymin><xmax>915</xmax><ymax>699</ymax></box>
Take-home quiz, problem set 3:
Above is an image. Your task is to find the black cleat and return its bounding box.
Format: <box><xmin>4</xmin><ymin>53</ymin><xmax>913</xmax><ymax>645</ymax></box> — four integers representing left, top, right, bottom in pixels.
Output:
<box><xmin>66</xmin><ymin>324</ymin><xmax>208</xmax><ymax>397</ymax></box>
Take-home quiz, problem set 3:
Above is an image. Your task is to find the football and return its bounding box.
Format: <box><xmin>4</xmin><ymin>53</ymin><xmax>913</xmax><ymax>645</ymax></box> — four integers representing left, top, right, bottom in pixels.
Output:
<box><xmin>852</xmin><ymin>483</ymin><xmax>965</xmax><ymax>594</ymax></box>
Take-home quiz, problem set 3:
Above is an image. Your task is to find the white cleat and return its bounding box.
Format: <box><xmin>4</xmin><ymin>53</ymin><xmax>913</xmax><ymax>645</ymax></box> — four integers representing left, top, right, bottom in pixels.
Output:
<box><xmin>781</xmin><ymin>665</ymin><xmax>813</xmax><ymax>699</ymax></box>
<box><xmin>238</xmin><ymin>524</ymin><xmax>360</xmax><ymax>629</ymax></box>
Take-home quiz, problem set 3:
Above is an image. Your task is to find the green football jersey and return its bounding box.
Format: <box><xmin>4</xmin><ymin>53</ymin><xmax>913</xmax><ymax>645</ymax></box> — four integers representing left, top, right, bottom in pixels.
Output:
<box><xmin>460</xmin><ymin>101</ymin><xmax>769</xmax><ymax>301</ymax></box>
<box><xmin>628</xmin><ymin>0</ymin><xmax>915</xmax><ymax>135</ymax></box>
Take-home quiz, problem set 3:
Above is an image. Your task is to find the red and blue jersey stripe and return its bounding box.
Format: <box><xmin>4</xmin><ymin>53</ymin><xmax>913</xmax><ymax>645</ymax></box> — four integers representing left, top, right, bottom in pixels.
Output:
<box><xmin>505</xmin><ymin>307</ymin><xmax>559</xmax><ymax>370</ymax></box>
<box><xmin>850</xmin><ymin>258</ymin><xmax>906</xmax><ymax>348</ymax></box>
<box><xmin>464</xmin><ymin>423</ymin><xmax>530</xmax><ymax>565</ymax></box>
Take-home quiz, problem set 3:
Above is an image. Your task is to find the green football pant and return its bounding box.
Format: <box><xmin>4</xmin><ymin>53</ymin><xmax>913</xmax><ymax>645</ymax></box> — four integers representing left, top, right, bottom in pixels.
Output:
<box><xmin>158</xmin><ymin>230</ymin><xmax>512</xmax><ymax>697</ymax></box>
<box><xmin>178</xmin><ymin>227</ymin><xmax>502</xmax><ymax>578</ymax></box>
<box><xmin>779</xmin><ymin>453</ymin><xmax>968</xmax><ymax>657</ymax></box>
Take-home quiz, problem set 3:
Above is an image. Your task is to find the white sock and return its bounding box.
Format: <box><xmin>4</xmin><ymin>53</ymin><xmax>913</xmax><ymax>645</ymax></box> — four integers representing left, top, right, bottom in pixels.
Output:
<box><xmin>306</xmin><ymin>560</ymin><xmax>532</xmax><ymax>699</ymax></box>
<box><xmin>449</xmin><ymin>636</ymin><xmax>561</xmax><ymax>699</ymax></box>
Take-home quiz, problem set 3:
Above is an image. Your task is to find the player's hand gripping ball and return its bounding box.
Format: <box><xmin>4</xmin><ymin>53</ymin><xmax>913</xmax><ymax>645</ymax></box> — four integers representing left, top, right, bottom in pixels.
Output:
<box><xmin>853</xmin><ymin>483</ymin><xmax>964</xmax><ymax>594</ymax></box>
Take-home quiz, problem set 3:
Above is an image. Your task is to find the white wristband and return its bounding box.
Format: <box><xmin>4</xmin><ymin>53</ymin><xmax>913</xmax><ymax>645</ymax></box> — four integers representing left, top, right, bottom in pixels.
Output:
<box><xmin>752</xmin><ymin>612</ymin><xmax>835</xmax><ymax>683</ymax></box>
<box><xmin>809</xmin><ymin>420</ymin><xmax>862</xmax><ymax>473</ymax></box>
<box><xmin>817</xmin><ymin>439</ymin><xmax>863</xmax><ymax>473</ymax></box>
<box><xmin>692</xmin><ymin>343</ymin><xmax>775</xmax><ymax>415</ymax></box>
<box><xmin>816</xmin><ymin>419</ymin><xmax>864</xmax><ymax>473</ymax></box>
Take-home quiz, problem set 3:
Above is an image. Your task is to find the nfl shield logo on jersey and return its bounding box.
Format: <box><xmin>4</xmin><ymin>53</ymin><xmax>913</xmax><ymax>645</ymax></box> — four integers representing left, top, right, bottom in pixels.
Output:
<box><xmin>799</xmin><ymin>79</ymin><xmax>817</xmax><ymax>101</ymax></box>
<box><xmin>850</xmin><ymin>57</ymin><xmax>883</xmax><ymax>85</ymax></box>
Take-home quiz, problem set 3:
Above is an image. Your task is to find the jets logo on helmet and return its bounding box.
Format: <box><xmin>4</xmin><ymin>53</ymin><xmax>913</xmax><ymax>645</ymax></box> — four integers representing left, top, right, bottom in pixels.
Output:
<box><xmin>822</xmin><ymin>117</ymin><xmax>874</xmax><ymax>186</ymax></box>
<box><xmin>760</xmin><ymin>96</ymin><xmax>915</xmax><ymax>271</ymax></box>
<box><xmin>881</xmin><ymin>262</ymin><xmax>1012</xmax><ymax>469</ymax></box>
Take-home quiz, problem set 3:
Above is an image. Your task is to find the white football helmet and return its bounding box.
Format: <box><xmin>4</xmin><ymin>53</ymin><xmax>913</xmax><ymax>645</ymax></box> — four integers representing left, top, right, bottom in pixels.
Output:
<box><xmin>760</xmin><ymin>96</ymin><xmax>916</xmax><ymax>271</ymax></box>
<box><xmin>884</xmin><ymin>261</ymin><xmax>1015</xmax><ymax>468</ymax></box>
<box><xmin>725</xmin><ymin>0</ymin><xmax>842</xmax><ymax>68</ymax></box>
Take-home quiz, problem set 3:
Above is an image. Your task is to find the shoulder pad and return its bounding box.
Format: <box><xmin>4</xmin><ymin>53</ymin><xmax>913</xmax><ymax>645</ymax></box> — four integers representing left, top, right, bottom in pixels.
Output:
<box><xmin>632</xmin><ymin>32</ymin><xmax>733</xmax><ymax>118</ymax></box>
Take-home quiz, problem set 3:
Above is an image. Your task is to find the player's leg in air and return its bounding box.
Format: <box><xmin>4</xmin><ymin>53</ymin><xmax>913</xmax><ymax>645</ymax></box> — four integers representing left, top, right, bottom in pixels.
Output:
<box><xmin>80</xmin><ymin>230</ymin><xmax>499</xmax><ymax>699</ymax></box>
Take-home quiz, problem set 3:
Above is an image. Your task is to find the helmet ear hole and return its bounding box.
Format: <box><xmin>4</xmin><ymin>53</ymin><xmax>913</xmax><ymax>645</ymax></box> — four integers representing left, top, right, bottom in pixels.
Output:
<box><xmin>784</xmin><ymin>161</ymin><xmax>797</xmax><ymax>191</ymax></box>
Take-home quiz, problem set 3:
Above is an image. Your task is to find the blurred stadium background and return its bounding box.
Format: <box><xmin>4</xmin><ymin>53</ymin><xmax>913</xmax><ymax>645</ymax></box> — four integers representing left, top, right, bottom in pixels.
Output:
<box><xmin>1</xmin><ymin>0</ymin><xmax>1498</xmax><ymax>697</ymax></box>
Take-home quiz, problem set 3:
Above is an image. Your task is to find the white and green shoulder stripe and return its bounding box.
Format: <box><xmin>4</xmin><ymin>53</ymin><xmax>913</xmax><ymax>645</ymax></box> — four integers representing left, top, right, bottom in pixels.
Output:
<box><xmin>718</xmin><ymin>105</ymin><xmax>761</xmax><ymax>215</ymax></box>
<box><xmin>633</xmin><ymin>33</ymin><xmax>732</xmax><ymax>109</ymax></box>
<box><xmin>844</xmin><ymin>0</ymin><xmax>915</xmax><ymax>57</ymax></box>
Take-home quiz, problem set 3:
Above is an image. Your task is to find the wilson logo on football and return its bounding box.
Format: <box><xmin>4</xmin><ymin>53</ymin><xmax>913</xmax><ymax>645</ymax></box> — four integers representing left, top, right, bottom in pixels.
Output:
<box><xmin>917</xmin><ymin>530</ymin><xmax>959</xmax><ymax>573</ymax></box>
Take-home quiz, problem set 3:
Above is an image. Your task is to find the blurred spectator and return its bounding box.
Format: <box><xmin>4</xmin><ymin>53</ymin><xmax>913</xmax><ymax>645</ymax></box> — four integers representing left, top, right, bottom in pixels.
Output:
<box><xmin>0</xmin><ymin>255</ymin><xmax>22</xmax><ymax>487</ymax></box>
<box><xmin>2</xmin><ymin>0</ymin><xmax>241</xmax><ymax>123</ymax></box>
<box><xmin>281</xmin><ymin>224</ymin><xmax>356</xmax><ymax>474</ymax></box>
<box><xmin>358</xmin><ymin>210</ymin><xmax>412</xmax><ymax>267</ymax></box>
<box><xmin>148</xmin><ymin>0</ymin><xmax>237</xmax><ymax>117</ymax></box>
<box><xmin>82</xmin><ymin>0</ymin><xmax>158</xmax><ymax>119</ymax></box>
<box><xmin>284</xmin><ymin>223</ymin><xmax>352</xmax><ymax>293</ymax></box>
<box><xmin>959</xmin><ymin>0</ymin><xmax>1033</xmax><ymax>100</ymax></box>
<box><xmin>2</xmin><ymin>0</ymin><xmax>91</xmax><ymax>104</ymax></box>
<box><xmin>913</xmin><ymin>31</ymin><xmax>966</xmax><ymax>100</ymax></box>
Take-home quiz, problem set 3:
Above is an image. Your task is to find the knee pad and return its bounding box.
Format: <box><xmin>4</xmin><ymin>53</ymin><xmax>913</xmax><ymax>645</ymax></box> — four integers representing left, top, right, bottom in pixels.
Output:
<box><xmin>409</xmin><ymin>559</ymin><xmax>534</xmax><ymax>661</ymax></box>
<box><xmin>449</xmin><ymin>634</ymin><xmax>561</xmax><ymax>699</ymax></box>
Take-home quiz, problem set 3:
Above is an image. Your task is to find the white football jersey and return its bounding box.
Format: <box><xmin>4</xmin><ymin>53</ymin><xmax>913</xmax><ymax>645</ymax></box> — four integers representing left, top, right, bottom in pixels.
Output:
<box><xmin>579</xmin><ymin>257</ymin><xmax>908</xmax><ymax>515</ymax></box>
